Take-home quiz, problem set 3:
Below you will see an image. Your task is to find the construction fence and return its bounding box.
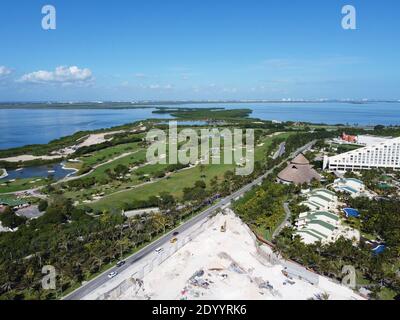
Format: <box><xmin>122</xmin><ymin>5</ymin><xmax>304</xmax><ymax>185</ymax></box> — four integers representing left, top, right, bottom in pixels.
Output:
<box><xmin>96</xmin><ymin>217</ymin><xmax>214</xmax><ymax>300</ymax></box>
<box><xmin>97</xmin><ymin>211</ymin><xmax>322</xmax><ymax>300</ymax></box>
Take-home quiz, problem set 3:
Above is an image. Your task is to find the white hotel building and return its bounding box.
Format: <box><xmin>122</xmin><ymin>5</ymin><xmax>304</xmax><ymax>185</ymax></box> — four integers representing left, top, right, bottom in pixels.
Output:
<box><xmin>324</xmin><ymin>137</ymin><xmax>400</xmax><ymax>172</ymax></box>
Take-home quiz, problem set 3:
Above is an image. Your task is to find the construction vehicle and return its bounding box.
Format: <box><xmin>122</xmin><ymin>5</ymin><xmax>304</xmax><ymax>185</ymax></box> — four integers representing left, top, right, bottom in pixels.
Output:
<box><xmin>220</xmin><ymin>221</ymin><xmax>227</xmax><ymax>232</ymax></box>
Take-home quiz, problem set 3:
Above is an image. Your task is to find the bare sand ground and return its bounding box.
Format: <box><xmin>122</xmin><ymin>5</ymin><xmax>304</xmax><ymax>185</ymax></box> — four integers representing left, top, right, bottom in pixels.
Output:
<box><xmin>119</xmin><ymin>210</ymin><xmax>363</xmax><ymax>300</ymax></box>
<box><xmin>75</xmin><ymin>131</ymin><xmax>124</xmax><ymax>148</ymax></box>
<box><xmin>0</xmin><ymin>155</ymin><xmax>62</xmax><ymax>163</ymax></box>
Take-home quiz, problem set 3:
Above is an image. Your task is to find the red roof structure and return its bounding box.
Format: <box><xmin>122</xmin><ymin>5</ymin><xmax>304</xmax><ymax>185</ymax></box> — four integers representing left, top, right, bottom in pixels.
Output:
<box><xmin>341</xmin><ymin>133</ymin><xmax>357</xmax><ymax>143</ymax></box>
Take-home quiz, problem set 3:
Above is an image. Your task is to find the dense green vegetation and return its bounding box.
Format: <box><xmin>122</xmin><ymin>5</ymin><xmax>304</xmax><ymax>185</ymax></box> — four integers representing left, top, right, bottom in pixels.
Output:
<box><xmin>234</xmin><ymin>181</ymin><xmax>293</xmax><ymax>240</ymax></box>
<box><xmin>0</xmin><ymin>120</ymin><xmax>148</xmax><ymax>159</ymax></box>
<box><xmin>1</xmin><ymin>114</ymin><xmax>368</xmax><ymax>300</ymax></box>
<box><xmin>0</xmin><ymin>195</ymin><xmax>180</xmax><ymax>299</ymax></box>
<box><xmin>0</xmin><ymin>177</ymin><xmax>49</xmax><ymax>194</ymax></box>
<box><xmin>153</xmin><ymin>107</ymin><xmax>253</xmax><ymax>119</ymax></box>
<box><xmin>0</xmin><ymin>132</ymin><xmax>90</xmax><ymax>159</ymax></box>
<box><xmin>2</xmin><ymin>123</ymin><xmax>328</xmax><ymax>299</ymax></box>
<box><xmin>0</xmin><ymin>207</ymin><xmax>26</xmax><ymax>229</ymax></box>
<box><xmin>0</xmin><ymin>158</ymin><xmax>61</xmax><ymax>170</ymax></box>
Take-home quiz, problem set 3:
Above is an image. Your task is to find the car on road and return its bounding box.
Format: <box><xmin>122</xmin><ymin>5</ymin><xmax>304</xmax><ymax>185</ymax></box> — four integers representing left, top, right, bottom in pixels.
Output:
<box><xmin>155</xmin><ymin>247</ymin><xmax>164</xmax><ymax>254</ymax></box>
<box><xmin>116</xmin><ymin>260</ymin><xmax>125</xmax><ymax>267</ymax></box>
<box><xmin>108</xmin><ymin>271</ymin><xmax>118</xmax><ymax>279</ymax></box>
<box><xmin>172</xmin><ymin>231</ymin><xmax>179</xmax><ymax>236</ymax></box>
<box><xmin>170</xmin><ymin>237</ymin><xmax>178</xmax><ymax>244</ymax></box>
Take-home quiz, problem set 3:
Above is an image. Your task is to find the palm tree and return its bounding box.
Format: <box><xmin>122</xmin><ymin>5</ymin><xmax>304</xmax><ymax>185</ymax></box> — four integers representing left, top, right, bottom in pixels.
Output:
<box><xmin>0</xmin><ymin>281</ymin><xmax>13</xmax><ymax>294</ymax></box>
<box><xmin>210</xmin><ymin>176</ymin><xmax>219</xmax><ymax>190</ymax></box>
<box><xmin>199</xmin><ymin>164</ymin><xmax>206</xmax><ymax>179</ymax></box>
<box><xmin>152</xmin><ymin>213</ymin><xmax>168</xmax><ymax>234</ymax></box>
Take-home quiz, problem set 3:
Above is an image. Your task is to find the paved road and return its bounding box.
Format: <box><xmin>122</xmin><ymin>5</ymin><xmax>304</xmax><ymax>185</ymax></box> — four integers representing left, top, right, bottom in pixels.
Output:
<box><xmin>63</xmin><ymin>141</ymin><xmax>315</xmax><ymax>300</ymax></box>
<box><xmin>273</xmin><ymin>142</ymin><xmax>286</xmax><ymax>160</ymax></box>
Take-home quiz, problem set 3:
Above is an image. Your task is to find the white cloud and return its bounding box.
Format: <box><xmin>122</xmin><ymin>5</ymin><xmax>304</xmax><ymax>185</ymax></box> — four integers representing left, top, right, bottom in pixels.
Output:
<box><xmin>0</xmin><ymin>66</ymin><xmax>12</xmax><ymax>77</ymax></box>
<box><xmin>19</xmin><ymin>66</ymin><xmax>93</xmax><ymax>85</ymax></box>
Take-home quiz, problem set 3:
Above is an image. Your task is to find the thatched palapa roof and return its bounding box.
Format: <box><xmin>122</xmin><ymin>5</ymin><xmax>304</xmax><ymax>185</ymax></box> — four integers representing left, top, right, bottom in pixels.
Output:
<box><xmin>277</xmin><ymin>153</ymin><xmax>321</xmax><ymax>185</ymax></box>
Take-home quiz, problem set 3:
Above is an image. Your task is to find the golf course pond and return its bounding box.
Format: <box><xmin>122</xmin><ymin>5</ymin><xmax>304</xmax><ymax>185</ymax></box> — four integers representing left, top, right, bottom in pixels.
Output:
<box><xmin>1</xmin><ymin>163</ymin><xmax>77</xmax><ymax>182</ymax></box>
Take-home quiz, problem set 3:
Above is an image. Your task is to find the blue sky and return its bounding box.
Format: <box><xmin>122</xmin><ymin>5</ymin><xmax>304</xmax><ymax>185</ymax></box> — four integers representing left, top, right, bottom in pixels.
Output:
<box><xmin>0</xmin><ymin>0</ymin><xmax>399</xmax><ymax>101</ymax></box>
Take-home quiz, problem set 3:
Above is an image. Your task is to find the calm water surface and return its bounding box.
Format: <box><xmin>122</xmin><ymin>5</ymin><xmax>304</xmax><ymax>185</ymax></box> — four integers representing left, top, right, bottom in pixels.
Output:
<box><xmin>1</xmin><ymin>163</ymin><xmax>76</xmax><ymax>181</ymax></box>
<box><xmin>1</xmin><ymin>103</ymin><xmax>400</xmax><ymax>150</ymax></box>
<box><xmin>0</xmin><ymin>108</ymin><xmax>171</xmax><ymax>150</ymax></box>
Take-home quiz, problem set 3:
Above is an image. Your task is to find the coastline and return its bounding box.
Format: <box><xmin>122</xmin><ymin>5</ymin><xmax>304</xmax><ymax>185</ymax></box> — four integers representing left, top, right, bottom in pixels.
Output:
<box><xmin>0</xmin><ymin>101</ymin><xmax>400</xmax><ymax>154</ymax></box>
<box><xmin>62</xmin><ymin>162</ymin><xmax>79</xmax><ymax>178</ymax></box>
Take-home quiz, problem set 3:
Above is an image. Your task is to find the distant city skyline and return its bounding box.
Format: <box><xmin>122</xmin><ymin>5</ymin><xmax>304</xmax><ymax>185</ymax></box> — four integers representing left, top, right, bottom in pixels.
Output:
<box><xmin>0</xmin><ymin>0</ymin><xmax>399</xmax><ymax>101</ymax></box>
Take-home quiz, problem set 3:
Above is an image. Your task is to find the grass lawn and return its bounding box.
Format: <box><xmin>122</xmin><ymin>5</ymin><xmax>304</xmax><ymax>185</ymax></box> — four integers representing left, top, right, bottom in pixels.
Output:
<box><xmin>84</xmin><ymin>149</ymin><xmax>148</xmax><ymax>180</ymax></box>
<box><xmin>254</xmin><ymin>132</ymin><xmax>294</xmax><ymax>162</ymax></box>
<box><xmin>79</xmin><ymin>142</ymin><xmax>142</xmax><ymax>167</ymax></box>
<box><xmin>89</xmin><ymin>162</ymin><xmax>235</xmax><ymax>212</ymax></box>
<box><xmin>331</xmin><ymin>143</ymin><xmax>362</xmax><ymax>152</ymax></box>
<box><xmin>361</xmin><ymin>231</ymin><xmax>377</xmax><ymax>241</ymax></box>
<box><xmin>63</xmin><ymin>162</ymin><xmax>83</xmax><ymax>171</ymax></box>
<box><xmin>0</xmin><ymin>178</ymin><xmax>48</xmax><ymax>193</ymax></box>
<box><xmin>88</xmin><ymin>132</ymin><xmax>293</xmax><ymax>212</ymax></box>
<box><xmin>61</xmin><ymin>131</ymin><xmax>292</xmax><ymax>212</ymax></box>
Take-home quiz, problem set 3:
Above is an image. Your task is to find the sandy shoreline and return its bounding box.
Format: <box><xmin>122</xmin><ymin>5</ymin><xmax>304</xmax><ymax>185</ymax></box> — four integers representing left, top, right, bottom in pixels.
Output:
<box><xmin>0</xmin><ymin>155</ymin><xmax>63</xmax><ymax>163</ymax></box>
<box><xmin>0</xmin><ymin>131</ymin><xmax>125</xmax><ymax>163</ymax></box>
<box><xmin>0</xmin><ymin>168</ymin><xmax>8</xmax><ymax>179</ymax></box>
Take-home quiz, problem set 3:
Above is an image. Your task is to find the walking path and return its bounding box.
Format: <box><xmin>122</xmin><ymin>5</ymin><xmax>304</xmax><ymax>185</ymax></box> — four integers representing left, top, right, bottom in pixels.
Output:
<box><xmin>272</xmin><ymin>202</ymin><xmax>292</xmax><ymax>239</ymax></box>
<box><xmin>63</xmin><ymin>141</ymin><xmax>316</xmax><ymax>300</ymax></box>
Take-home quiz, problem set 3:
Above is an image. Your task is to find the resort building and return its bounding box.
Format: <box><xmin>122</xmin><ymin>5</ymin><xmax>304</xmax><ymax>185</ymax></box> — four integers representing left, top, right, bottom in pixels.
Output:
<box><xmin>294</xmin><ymin>188</ymin><xmax>360</xmax><ymax>245</ymax></box>
<box><xmin>0</xmin><ymin>198</ymin><xmax>29</xmax><ymax>210</ymax></box>
<box><xmin>332</xmin><ymin>134</ymin><xmax>391</xmax><ymax>147</ymax></box>
<box><xmin>357</xmin><ymin>135</ymin><xmax>392</xmax><ymax>147</ymax></box>
<box><xmin>323</xmin><ymin>137</ymin><xmax>400</xmax><ymax>172</ymax></box>
<box><xmin>277</xmin><ymin>153</ymin><xmax>321</xmax><ymax>185</ymax></box>
<box><xmin>332</xmin><ymin>178</ymin><xmax>366</xmax><ymax>197</ymax></box>
<box><xmin>295</xmin><ymin>211</ymin><xmax>339</xmax><ymax>245</ymax></box>
<box><xmin>295</xmin><ymin>209</ymin><xmax>360</xmax><ymax>245</ymax></box>
<box><xmin>301</xmin><ymin>189</ymin><xmax>338</xmax><ymax>211</ymax></box>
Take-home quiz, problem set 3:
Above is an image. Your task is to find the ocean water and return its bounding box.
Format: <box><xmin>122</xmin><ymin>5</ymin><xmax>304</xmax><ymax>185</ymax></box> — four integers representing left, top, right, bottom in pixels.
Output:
<box><xmin>163</xmin><ymin>102</ymin><xmax>400</xmax><ymax>126</ymax></box>
<box><xmin>0</xmin><ymin>108</ymin><xmax>171</xmax><ymax>150</ymax></box>
<box><xmin>0</xmin><ymin>102</ymin><xmax>400</xmax><ymax>150</ymax></box>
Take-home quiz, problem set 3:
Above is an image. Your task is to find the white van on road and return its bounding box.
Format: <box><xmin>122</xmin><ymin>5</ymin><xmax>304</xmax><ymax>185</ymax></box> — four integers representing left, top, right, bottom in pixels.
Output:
<box><xmin>155</xmin><ymin>247</ymin><xmax>164</xmax><ymax>254</ymax></box>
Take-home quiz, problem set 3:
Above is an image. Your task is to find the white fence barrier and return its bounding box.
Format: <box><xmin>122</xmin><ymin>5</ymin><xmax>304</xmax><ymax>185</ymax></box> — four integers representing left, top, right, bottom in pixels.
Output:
<box><xmin>97</xmin><ymin>219</ymin><xmax>212</xmax><ymax>300</ymax></box>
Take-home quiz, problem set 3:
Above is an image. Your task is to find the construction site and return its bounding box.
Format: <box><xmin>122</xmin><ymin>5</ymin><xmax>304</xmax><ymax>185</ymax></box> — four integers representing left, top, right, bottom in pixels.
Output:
<box><xmin>112</xmin><ymin>210</ymin><xmax>363</xmax><ymax>300</ymax></box>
